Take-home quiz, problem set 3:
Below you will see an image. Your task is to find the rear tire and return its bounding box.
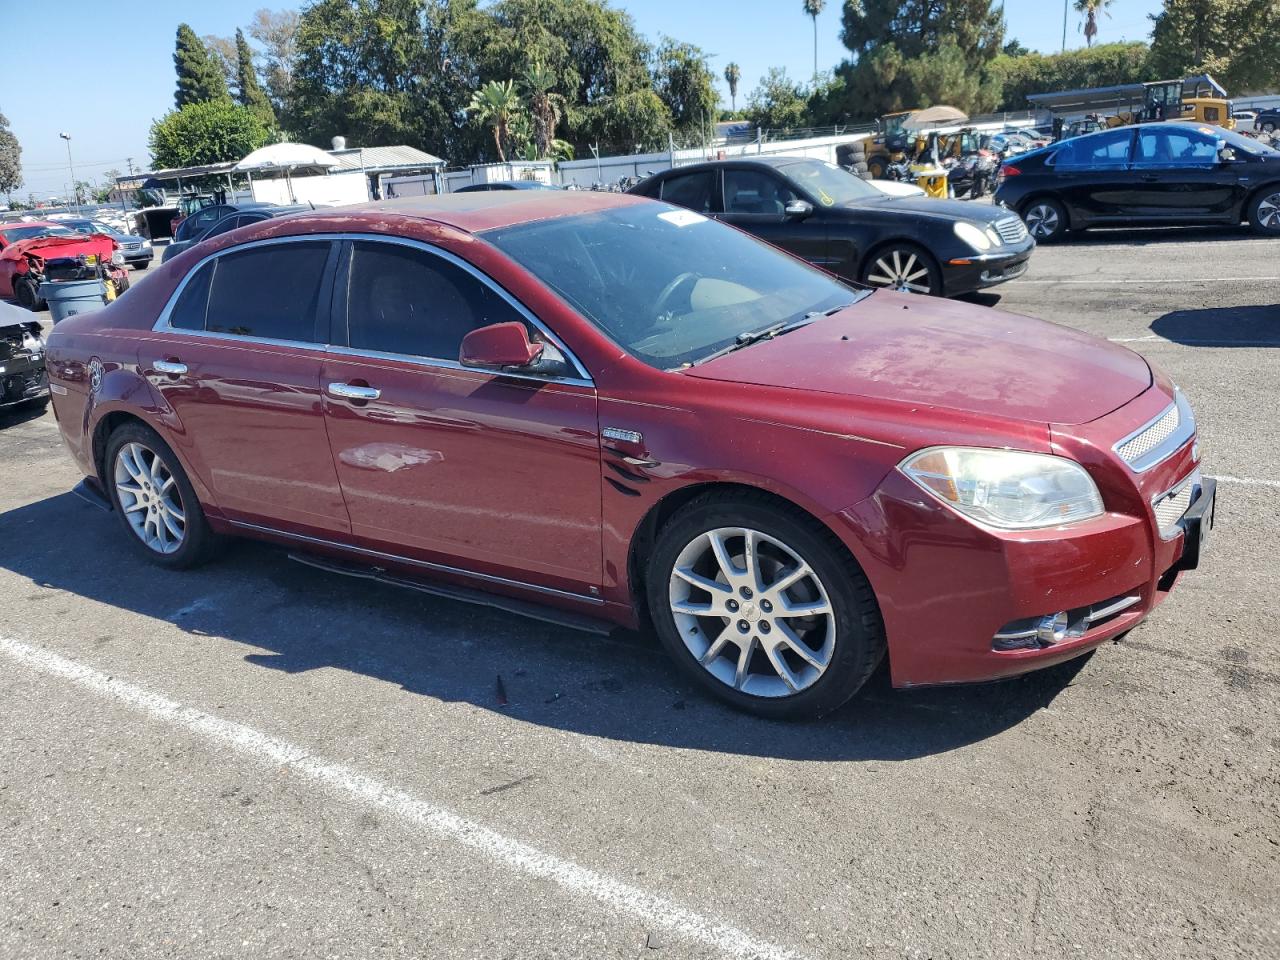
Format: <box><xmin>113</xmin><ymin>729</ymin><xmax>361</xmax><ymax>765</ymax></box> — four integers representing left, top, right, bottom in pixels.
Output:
<box><xmin>1246</xmin><ymin>188</ymin><xmax>1280</xmax><ymax>236</ymax></box>
<box><xmin>1022</xmin><ymin>197</ymin><xmax>1068</xmax><ymax>242</ymax></box>
<box><xmin>104</xmin><ymin>422</ymin><xmax>219</xmax><ymax>569</ymax></box>
<box><xmin>645</xmin><ymin>491</ymin><xmax>885</xmax><ymax>719</ymax></box>
<box><xmin>867</xmin><ymin>157</ymin><xmax>887</xmax><ymax>180</ymax></box>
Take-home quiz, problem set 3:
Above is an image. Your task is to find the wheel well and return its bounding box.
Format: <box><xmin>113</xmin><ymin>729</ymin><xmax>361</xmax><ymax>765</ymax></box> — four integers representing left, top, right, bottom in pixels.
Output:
<box><xmin>1244</xmin><ymin>180</ymin><xmax>1280</xmax><ymax>213</ymax></box>
<box><xmin>92</xmin><ymin>411</ymin><xmax>147</xmax><ymax>482</ymax></box>
<box><xmin>857</xmin><ymin>238</ymin><xmax>939</xmax><ymax>280</ymax></box>
<box><xmin>626</xmin><ymin>482</ymin><xmax>840</xmax><ymax>622</ymax></box>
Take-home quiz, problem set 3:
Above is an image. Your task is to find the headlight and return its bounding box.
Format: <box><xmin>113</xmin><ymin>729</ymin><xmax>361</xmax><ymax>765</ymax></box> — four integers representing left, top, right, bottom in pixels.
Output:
<box><xmin>142</xmin><ymin>240</ymin><xmax>152</xmax><ymax>248</ymax></box>
<box><xmin>953</xmin><ymin>221</ymin><xmax>992</xmax><ymax>252</ymax></box>
<box><xmin>900</xmin><ymin>447</ymin><xmax>1104</xmax><ymax>529</ymax></box>
<box><xmin>110</xmin><ymin>251</ymin><xmax>125</xmax><ymax>266</ymax></box>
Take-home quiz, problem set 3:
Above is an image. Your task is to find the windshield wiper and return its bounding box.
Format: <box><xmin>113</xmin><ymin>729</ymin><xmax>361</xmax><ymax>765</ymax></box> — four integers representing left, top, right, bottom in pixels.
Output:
<box><xmin>685</xmin><ymin>292</ymin><xmax>869</xmax><ymax>367</ymax></box>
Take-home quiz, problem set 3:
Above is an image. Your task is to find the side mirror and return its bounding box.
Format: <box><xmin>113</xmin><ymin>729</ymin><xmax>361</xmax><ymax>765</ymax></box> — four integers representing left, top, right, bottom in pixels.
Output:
<box><xmin>459</xmin><ymin>322</ymin><xmax>544</xmax><ymax>370</ymax></box>
<box><xmin>1218</xmin><ymin>145</ymin><xmax>1237</xmax><ymax>162</ymax></box>
<box><xmin>784</xmin><ymin>199</ymin><xmax>814</xmax><ymax>220</ymax></box>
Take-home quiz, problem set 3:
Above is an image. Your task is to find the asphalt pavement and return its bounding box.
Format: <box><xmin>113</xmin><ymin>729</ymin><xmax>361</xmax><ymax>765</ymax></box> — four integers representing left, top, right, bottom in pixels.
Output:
<box><xmin>2</xmin><ymin>226</ymin><xmax>1278</xmax><ymax>960</ymax></box>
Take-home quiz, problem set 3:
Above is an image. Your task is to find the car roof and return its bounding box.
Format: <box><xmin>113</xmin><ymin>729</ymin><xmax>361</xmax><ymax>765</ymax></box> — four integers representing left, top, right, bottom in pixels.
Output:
<box><xmin>653</xmin><ymin>156</ymin><xmax>816</xmax><ymax>176</ymax></box>
<box><xmin>268</xmin><ymin>190</ymin><xmax>647</xmax><ymax>235</ymax></box>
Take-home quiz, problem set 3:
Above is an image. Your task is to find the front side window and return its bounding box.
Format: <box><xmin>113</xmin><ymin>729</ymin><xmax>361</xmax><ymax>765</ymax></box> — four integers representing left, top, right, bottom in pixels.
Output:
<box><xmin>659</xmin><ymin>172</ymin><xmax>714</xmax><ymax>213</ymax></box>
<box><xmin>484</xmin><ymin>203</ymin><xmax>856</xmax><ymax>369</ymax></box>
<box><xmin>204</xmin><ymin>241</ymin><xmax>331</xmax><ymax>341</ymax></box>
<box><xmin>723</xmin><ymin>169</ymin><xmax>797</xmax><ymax>216</ymax></box>
<box><xmin>1134</xmin><ymin>128</ymin><xmax>1219</xmax><ymax>167</ymax></box>
<box><xmin>1056</xmin><ymin>129</ymin><xmax>1133</xmax><ymax>169</ymax></box>
<box><xmin>345</xmin><ymin>241</ymin><xmax>525</xmax><ymax>360</ymax></box>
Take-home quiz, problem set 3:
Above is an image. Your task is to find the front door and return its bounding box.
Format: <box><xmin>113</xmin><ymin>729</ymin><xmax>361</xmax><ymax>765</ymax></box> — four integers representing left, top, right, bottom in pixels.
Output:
<box><xmin>141</xmin><ymin>239</ymin><xmax>350</xmax><ymax>536</ymax></box>
<box><xmin>320</xmin><ymin>238</ymin><xmax>602</xmax><ymax>595</ymax></box>
<box><xmin>716</xmin><ymin>167</ymin><xmax>831</xmax><ymax>268</ymax></box>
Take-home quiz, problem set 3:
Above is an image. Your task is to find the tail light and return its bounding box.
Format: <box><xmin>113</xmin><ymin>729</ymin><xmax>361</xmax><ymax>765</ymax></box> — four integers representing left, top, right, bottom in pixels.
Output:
<box><xmin>996</xmin><ymin>164</ymin><xmax>1021</xmax><ymax>186</ymax></box>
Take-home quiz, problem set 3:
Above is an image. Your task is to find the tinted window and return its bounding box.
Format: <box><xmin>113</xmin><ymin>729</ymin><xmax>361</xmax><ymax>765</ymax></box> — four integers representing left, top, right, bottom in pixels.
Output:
<box><xmin>660</xmin><ymin>171</ymin><xmax>714</xmax><ymax>213</ymax></box>
<box><xmin>205</xmin><ymin>241</ymin><xmax>331</xmax><ymax>341</ymax></box>
<box><xmin>176</xmin><ymin>206</ymin><xmax>228</xmax><ymax>242</ymax></box>
<box><xmin>779</xmin><ymin>159</ymin><xmax>880</xmax><ymax>204</ymax></box>
<box><xmin>345</xmin><ymin>241</ymin><xmax>525</xmax><ymax>360</ymax></box>
<box><xmin>170</xmin><ymin>261</ymin><xmax>214</xmax><ymax>330</ymax></box>
<box><xmin>1057</xmin><ymin>129</ymin><xmax>1133</xmax><ymax>169</ymax></box>
<box><xmin>1134</xmin><ymin>128</ymin><xmax>1219</xmax><ymax>166</ymax></box>
<box><xmin>723</xmin><ymin>169</ymin><xmax>796</xmax><ymax>215</ymax></box>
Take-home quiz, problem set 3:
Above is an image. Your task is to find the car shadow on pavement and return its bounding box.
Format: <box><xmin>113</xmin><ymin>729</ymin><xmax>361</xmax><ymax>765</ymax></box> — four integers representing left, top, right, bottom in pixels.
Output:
<box><xmin>1</xmin><ymin>492</ymin><xmax>1092</xmax><ymax>763</ymax></box>
<box><xmin>1151</xmin><ymin>303</ymin><xmax>1280</xmax><ymax>346</ymax></box>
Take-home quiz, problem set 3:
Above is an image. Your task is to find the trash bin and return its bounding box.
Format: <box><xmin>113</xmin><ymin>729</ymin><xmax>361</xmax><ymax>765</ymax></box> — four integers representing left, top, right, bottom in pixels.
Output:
<box><xmin>38</xmin><ymin>279</ymin><xmax>108</xmax><ymax>324</ymax></box>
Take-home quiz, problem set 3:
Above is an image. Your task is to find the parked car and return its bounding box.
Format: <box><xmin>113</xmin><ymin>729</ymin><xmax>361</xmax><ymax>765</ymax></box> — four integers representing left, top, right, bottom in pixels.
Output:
<box><xmin>1253</xmin><ymin>109</ymin><xmax>1279</xmax><ymax>133</ymax></box>
<box><xmin>995</xmin><ymin>122</ymin><xmax>1280</xmax><ymax>240</ymax></box>
<box><xmin>454</xmin><ymin>181</ymin><xmax>559</xmax><ymax>192</ymax></box>
<box><xmin>0</xmin><ymin>222</ymin><xmax>129</xmax><ymax>311</ymax></box>
<box><xmin>167</xmin><ymin>201</ymin><xmax>280</xmax><ymax>251</ymax></box>
<box><xmin>43</xmin><ymin>192</ymin><xmax>1213</xmax><ymax>718</ymax></box>
<box><xmin>630</xmin><ymin>157</ymin><xmax>1034</xmax><ymax>297</ymax></box>
<box><xmin>59</xmin><ymin>217</ymin><xmax>153</xmax><ymax>270</ymax></box>
<box><xmin>162</xmin><ymin>204</ymin><xmax>310</xmax><ymax>263</ymax></box>
<box><xmin>0</xmin><ymin>299</ymin><xmax>49</xmax><ymax>413</ymax></box>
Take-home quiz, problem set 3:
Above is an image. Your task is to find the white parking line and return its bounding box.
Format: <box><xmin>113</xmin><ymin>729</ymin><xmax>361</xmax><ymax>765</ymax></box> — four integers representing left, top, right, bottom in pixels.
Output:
<box><xmin>1108</xmin><ymin>336</ymin><xmax>1278</xmax><ymax>346</ymax></box>
<box><xmin>1018</xmin><ymin>277</ymin><xmax>1280</xmax><ymax>284</ymax></box>
<box><xmin>1211</xmin><ymin>474</ymin><xmax>1280</xmax><ymax>490</ymax></box>
<box><xmin>0</xmin><ymin>636</ymin><xmax>803</xmax><ymax>960</ymax></box>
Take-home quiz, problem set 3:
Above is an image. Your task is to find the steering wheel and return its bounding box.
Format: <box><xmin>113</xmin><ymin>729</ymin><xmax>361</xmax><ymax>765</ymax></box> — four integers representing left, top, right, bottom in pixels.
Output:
<box><xmin>652</xmin><ymin>272</ymin><xmax>698</xmax><ymax>318</ymax></box>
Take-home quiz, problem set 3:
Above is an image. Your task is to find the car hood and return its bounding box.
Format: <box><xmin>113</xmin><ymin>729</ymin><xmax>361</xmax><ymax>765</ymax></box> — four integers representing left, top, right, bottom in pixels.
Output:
<box><xmin>0</xmin><ymin>234</ymin><xmax>116</xmax><ymax>262</ymax></box>
<box><xmin>843</xmin><ymin>195</ymin><xmax>1012</xmax><ymax>225</ymax></box>
<box><xmin>684</xmin><ymin>291</ymin><xmax>1151</xmax><ymax>425</ymax></box>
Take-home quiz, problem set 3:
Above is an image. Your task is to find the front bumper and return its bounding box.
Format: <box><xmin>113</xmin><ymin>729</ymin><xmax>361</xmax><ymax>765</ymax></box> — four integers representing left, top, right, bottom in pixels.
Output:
<box><xmin>941</xmin><ymin>241</ymin><xmax>1034</xmax><ymax>295</ymax></box>
<box><xmin>0</xmin><ymin>354</ymin><xmax>49</xmax><ymax>408</ymax></box>
<box><xmin>835</xmin><ymin>386</ymin><xmax>1210</xmax><ymax>687</ymax></box>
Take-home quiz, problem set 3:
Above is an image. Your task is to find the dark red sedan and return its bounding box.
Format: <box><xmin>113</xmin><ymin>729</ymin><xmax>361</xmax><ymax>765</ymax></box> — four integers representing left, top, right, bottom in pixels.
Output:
<box><xmin>43</xmin><ymin>192</ymin><xmax>1214</xmax><ymax>718</ymax></box>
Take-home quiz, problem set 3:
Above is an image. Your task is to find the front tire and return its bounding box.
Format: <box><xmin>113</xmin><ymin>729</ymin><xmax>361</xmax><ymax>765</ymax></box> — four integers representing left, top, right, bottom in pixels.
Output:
<box><xmin>1022</xmin><ymin>198</ymin><xmax>1068</xmax><ymax>242</ymax></box>
<box><xmin>104</xmin><ymin>422</ymin><xmax>218</xmax><ymax>569</ymax></box>
<box><xmin>1246</xmin><ymin>188</ymin><xmax>1280</xmax><ymax>236</ymax></box>
<box><xmin>645</xmin><ymin>492</ymin><xmax>885</xmax><ymax>719</ymax></box>
<box><xmin>14</xmin><ymin>277</ymin><xmax>44</xmax><ymax>311</ymax></box>
<box><xmin>859</xmin><ymin>243</ymin><xmax>942</xmax><ymax>296</ymax></box>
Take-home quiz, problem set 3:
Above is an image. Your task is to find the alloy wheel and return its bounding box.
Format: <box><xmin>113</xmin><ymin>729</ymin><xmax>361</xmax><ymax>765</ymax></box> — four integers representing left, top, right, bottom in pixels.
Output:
<box><xmin>1257</xmin><ymin>192</ymin><xmax>1280</xmax><ymax>230</ymax></box>
<box><xmin>865</xmin><ymin>248</ymin><xmax>933</xmax><ymax>294</ymax></box>
<box><xmin>667</xmin><ymin>527</ymin><xmax>836</xmax><ymax>699</ymax></box>
<box><xmin>1024</xmin><ymin>203</ymin><xmax>1060</xmax><ymax>239</ymax></box>
<box><xmin>113</xmin><ymin>442</ymin><xmax>186</xmax><ymax>555</ymax></box>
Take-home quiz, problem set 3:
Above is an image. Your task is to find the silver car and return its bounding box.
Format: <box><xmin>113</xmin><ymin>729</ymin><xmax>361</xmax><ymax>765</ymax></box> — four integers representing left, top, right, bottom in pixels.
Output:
<box><xmin>61</xmin><ymin>218</ymin><xmax>153</xmax><ymax>270</ymax></box>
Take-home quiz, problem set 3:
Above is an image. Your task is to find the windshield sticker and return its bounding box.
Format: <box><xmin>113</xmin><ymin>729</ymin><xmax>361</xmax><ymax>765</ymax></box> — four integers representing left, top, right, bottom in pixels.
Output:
<box><xmin>658</xmin><ymin>209</ymin><xmax>707</xmax><ymax>227</ymax></box>
<box><xmin>817</xmin><ymin>189</ymin><xmax>835</xmax><ymax>206</ymax></box>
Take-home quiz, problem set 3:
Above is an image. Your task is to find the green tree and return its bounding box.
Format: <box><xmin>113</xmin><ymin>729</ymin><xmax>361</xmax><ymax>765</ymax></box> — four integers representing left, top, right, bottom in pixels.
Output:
<box><xmin>724</xmin><ymin>62</ymin><xmax>741</xmax><ymax>111</ymax></box>
<box><xmin>991</xmin><ymin>41</ymin><xmax>1150</xmax><ymax>111</ymax></box>
<box><xmin>1075</xmin><ymin>0</ymin><xmax>1114</xmax><ymax>47</ymax></box>
<box><xmin>747</xmin><ymin>67</ymin><xmax>808</xmax><ymax>131</ymax></box>
<box><xmin>520</xmin><ymin>62</ymin><xmax>570</xmax><ymax>159</ymax></box>
<box><xmin>836</xmin><ymin>0</ymin><xmax>1005</xmax><ymax>116</ymax></box>
<box><xmin>1148</xmin><ymin>0</ymin><xmax>1278</xmax><ymax>93</ymax></box>
<box><xmin>1002</xmin><ymin>38</ymin><xmax>1030</xmax><ymax>57</ymax></box>
<box><xmin>249</xmin><ymin>8</ymin><xmax>300</xmax><ymax>113</ymax></box>
<box><xmin>802</xmin><ymin>0</ymin><xmax>825</xmax><ymax>81</ymax></box>
<box><xmin>203</xmin><ymin>34</ymin><xmax>238</xmax><ymax>89</ymax></box>
<box><xmin>0</xmin><ymin>111</ymin><xmax>21</xmax><ymax>205</ymax></box>
<box><xmin>149</xmin><ymin>100</ymin><xmax>271</xmax><ymax>169</ymax></box>
<box><xmin>468</xmin><ymin>79</ymin><xmax>523</xmax><ymax>161</ymax></box>
<box><xmin>652</xmin><ymin>37</ymin><xmax>718</xmax><ymax>135</ymax></box>
<box><xmin>174</xmin><ymin>23</ymin><xmax>230</xmax><ymax>108</ymax></box>
<box><xmin>236</xmin><ymin>28</ymin><xmax>277</xmax><ymax>128</ymax></box>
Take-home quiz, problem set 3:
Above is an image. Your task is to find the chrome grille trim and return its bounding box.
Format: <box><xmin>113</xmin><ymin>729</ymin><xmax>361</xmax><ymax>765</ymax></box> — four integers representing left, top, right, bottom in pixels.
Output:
<box><xmin>1152</xmin><ymin>469</ymin><xmax>1202</xmax><ymax>540</ymax></box>
<box><xmin>994</xmin><ymin>216</ymin><xmax>1028</xmax><ymax>244</ymax></box>
<box><xmin>1114</xmin><ymin>390</ymin><xmax>1195</xmax><ymax>472</ymax></box>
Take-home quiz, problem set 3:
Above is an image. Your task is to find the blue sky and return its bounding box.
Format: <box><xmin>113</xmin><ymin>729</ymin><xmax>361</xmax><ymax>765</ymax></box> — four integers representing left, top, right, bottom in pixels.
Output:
<box><xmin>2</xmin><ymin>0</ymin><xmax>1163</xmax><ymax>198</ymax></box>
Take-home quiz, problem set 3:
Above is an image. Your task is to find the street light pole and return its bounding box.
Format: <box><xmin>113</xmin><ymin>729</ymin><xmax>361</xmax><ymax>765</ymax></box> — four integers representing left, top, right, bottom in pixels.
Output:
<box><xmin>1062</xmin><ymin>0</ymin><xmax>1068</xmax><ymax>52</ymax></box>
<box><xmin>59</xmin><ymin>132</ymin><xmax>79</xmax><ymax>213</ymax></box>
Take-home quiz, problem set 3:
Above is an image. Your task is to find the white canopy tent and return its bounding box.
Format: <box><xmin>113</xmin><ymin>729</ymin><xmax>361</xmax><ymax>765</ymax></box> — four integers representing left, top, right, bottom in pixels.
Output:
<box><xmin>234</xmin><ymin>143</ymin><xmax>338</xmax><ymax>203</ymax></box>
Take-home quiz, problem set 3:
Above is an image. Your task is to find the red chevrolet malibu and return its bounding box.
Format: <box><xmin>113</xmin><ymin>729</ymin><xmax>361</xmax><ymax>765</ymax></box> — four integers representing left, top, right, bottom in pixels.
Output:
<box><xmin>43</xmin><ymin>192</ymin><xmax>1214</xmax><ymax>718</ymax></box>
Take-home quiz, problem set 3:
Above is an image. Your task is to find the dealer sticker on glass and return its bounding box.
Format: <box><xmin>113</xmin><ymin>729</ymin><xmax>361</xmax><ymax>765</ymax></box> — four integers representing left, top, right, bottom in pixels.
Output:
<box><xmin>658</xmin><ymin>210</ymin><xmax>707</xmax><ymax>228</ymax></box>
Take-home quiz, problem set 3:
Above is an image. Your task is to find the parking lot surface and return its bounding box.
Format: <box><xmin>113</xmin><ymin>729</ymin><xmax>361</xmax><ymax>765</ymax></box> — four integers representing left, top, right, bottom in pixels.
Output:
<box><xmin>2</xmin><ymin>228</ymin><xmax>1278</xmax><ymax>959</ymax></box>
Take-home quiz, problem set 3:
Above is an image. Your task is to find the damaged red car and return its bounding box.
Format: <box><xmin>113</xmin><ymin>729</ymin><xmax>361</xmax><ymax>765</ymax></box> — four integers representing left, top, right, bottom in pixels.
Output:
<box><xmin>42</xmin><ymin>193</ymin><xmax>1214</xmax><ymax>718</ymax></box>
<box><xmin>0</xmin><ymin>222</ymin><xmax>129</xmax><ymax>311</ymax></box>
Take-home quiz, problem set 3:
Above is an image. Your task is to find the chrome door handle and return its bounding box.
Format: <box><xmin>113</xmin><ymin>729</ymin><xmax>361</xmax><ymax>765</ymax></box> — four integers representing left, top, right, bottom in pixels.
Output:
<box><xmin>154</xmin><ymin>360</ymin><xmax>187</xmax><ymax>375</ymax></box>
<box><xmin>327</xmin><ymin>382</ymin><xmax>381</xmax><ymax>401</ymax></box>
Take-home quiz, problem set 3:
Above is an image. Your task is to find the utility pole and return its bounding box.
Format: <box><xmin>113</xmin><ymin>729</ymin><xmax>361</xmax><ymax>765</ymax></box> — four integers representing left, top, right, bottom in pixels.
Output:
<box><xmin>1062</xmin><ymin>0</ymin><xmax>1068</xmax><ymax>52</ymax></box>
<box><xmin>59</xmin><ymin>132</ymin><xmax>79</xmax><ymax>213</ymax></box>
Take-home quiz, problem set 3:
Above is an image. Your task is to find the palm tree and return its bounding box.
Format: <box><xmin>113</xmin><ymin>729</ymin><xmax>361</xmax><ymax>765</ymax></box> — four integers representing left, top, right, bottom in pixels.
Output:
<box><xmin>1074</xmin><ymin>0</ymin><xmax>1113</xmax><ymax>48</ymax></box>
<box><xmin>724</xmin><ymin>62</ymin><xmax>741</xmax><ymax>112</ymax></box>
<box><xmin>468</xmin><ymin>80</ymin><xmax>523</xmax><ymax>162</ymax></box>
<box><xmin>802</xmin><ymin>0</ymin><xmax>825</xmax><ymax>81</ymax></box>
<box><xmin>521</xmin><ymin>62</ymin><xmax>565</xmax><ymax>161</ymax></box>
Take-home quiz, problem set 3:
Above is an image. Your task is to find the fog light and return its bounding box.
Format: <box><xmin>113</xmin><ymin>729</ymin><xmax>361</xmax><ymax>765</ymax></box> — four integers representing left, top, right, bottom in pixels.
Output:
<box><xmin>1036</xmin><ymin>612</ymin><xmax>1068</xmax><ymax>645</ymax></box>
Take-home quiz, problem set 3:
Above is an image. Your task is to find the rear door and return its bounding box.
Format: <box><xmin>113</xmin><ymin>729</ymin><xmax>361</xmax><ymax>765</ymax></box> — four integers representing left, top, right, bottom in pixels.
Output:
<box><xmin>141</xmin><ymin>238</ymin><xmax>351</xmax><ymax>537</ymax></box>
<box><xmin>1129</xmin><ymin>126</ymin><xmax>1239</xmax><ymax>221</ymax></box>
<box><xmin>1052</xmin><ymin>128</ymin><xmax>1137</xmax><ymax>224</ymax></box>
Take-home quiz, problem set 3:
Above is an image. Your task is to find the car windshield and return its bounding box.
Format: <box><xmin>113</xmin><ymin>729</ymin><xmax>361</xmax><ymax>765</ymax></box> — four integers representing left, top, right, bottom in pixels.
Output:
<box><xmin>484</xmin><ymin>203</ymin><xmax>858</xmax><ymax>369</ymax></box>
<box><xmin>1211</xmin><ymin>126</ymin><xmax>1280</xmax><ymax>157</ymax></box>
<box><xmin>1</xmin><ymin>224</ymin><xmax>77</xmax><ymax>242</ymax></box>
<box><xmin>779</xmin><ymin>159</ymin><xmax>881</xmax><ymax>205</ymax></box>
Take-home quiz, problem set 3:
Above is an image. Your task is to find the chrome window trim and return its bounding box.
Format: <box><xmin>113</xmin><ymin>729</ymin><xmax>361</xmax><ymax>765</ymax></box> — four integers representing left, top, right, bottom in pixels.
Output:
<box><xmin>1113</xmin><ymin>389</ymin><xmax>1196</xmax><ymax>473</ymax></box>
<box><xmin>150</xmin><ymin>231</ymin><xmax>595</xmax><ymax>387</ymax></box>
<box><xmin>226</xmin><ymin>519</ymin><xmax>604</xmax><ymax>606</ymax></box>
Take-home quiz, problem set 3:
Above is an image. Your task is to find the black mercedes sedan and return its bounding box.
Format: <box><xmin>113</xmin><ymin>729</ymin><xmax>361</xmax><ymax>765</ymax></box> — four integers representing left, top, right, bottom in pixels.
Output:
<box><xmin>994</xmin><ymin>122</ymin><xmax>1280</xmax><ymax>241</ymax></box>
<box><xmin>629</xmin><ymin>157</ymin><xmax>1034</xmax><ymax>297</ymax></box>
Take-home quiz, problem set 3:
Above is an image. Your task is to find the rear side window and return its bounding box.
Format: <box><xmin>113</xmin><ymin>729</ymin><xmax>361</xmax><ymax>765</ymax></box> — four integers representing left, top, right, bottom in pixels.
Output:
<box><xmin>204</xmin><ymin>241</ymin><xmax>331</xmax><ymax>341</ymax></box>
<box><xmin>169</xmin><ymin>261</ymin><xmax>214</xmax><ymax>330</ymax></box>
<box><xmin>1056</xmin><ymin>129</ymin><xmax>1132</xmax><ymax>169</ymax></box>
<box><xmin>203</xmin><ymin>215</ymin><xmax>245</xmax><ymax>240</ymax></box>
<box><xmin>345</xmin><ymin>241</ymin><xmax>525</xmax><ymax>360</ymax></box>
<box><xmin>660</xmin><ymin>171</ymin><xmax>715</xmax><ymax>212</ymax></box>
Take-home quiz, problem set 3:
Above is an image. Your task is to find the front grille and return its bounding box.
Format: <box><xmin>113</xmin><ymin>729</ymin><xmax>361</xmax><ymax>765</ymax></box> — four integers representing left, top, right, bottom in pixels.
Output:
<box><xmin>1115</xmin><ymin>391</ymin><xmax>1196</xmax><ymax>472</ymax></box>
<box><xmin>994</xmin><ymin>216</ymin><xmax>1028</xmax><ymax>244</ymax></box>
<box><xmin>1153</xmin><ymin>469</ymin><xmax>1201</xmax><ymax>539</ymax></box>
